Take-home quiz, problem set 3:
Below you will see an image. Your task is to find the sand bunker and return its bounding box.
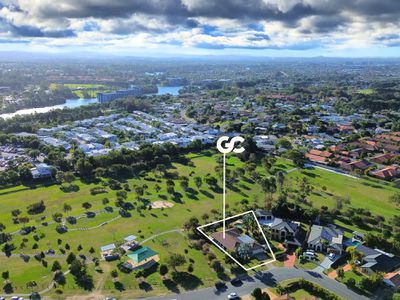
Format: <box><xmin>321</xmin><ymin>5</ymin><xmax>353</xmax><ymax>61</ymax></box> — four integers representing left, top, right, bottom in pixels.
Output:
<box><xmin>150</xmin><ymin>200</ymin><xmax>174</xmax><ymax>209</ymax></box>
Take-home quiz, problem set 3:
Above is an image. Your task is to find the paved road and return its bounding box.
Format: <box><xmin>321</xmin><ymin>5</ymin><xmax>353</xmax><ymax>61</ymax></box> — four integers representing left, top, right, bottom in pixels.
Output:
<box><xmin>143</xmin><ymin>267</ymin><xmax>369</xmax><ymax>300</ymax></box>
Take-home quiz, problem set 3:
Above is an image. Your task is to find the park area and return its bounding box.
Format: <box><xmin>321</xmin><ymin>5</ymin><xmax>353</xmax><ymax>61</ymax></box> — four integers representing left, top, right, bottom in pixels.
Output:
<box><xmin>0</xmin><ymin>150</ymin><xmax>398</xmax><ymax>298</ymax></box>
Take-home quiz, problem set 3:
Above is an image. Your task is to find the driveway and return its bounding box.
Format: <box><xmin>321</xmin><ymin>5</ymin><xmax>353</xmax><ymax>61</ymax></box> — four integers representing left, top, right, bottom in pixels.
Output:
<box><xmin>313</xmin><ymin>255</ymin><xmax>340</xmax><ymax>273</ymax></box>
<box><xmin>144</xmin><ymin>267</ymin><xmax>369</xmax><ymax>300</ymax></box>
<box><xmin>283</xmin><ymin>252</ymin><xmax>296</xmax><ymax>268</ymax></box>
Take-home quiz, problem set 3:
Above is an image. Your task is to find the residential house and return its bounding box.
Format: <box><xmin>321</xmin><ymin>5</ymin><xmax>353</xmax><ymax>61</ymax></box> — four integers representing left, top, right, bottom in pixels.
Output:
<box><xmin>307</xmin><ymin>224</ymin><xmax>344</xmax><ymax>254</ymax></box>
<box><xmin>124</xmin><ymin>246</ymin><xmax>160</xmax><ymax>270</ymax></box>
<box><xmin>370</xmin><ymin>153</ymin><xmax>397</xmax><ymax>164</ymax></box>
<box><xmin>255</xmin><ymin>210</ymin><xmax>302</xmax><ymax>248</ymax></box>
<box><xmin>340</xmin><ymin>159</ymin><xmax>374</xmax><ymax>172</ymax></box>
<box><xmin>305</xmin><ymin>149</ymin><xmax>333</xmax><ymax>165</ymax></box>
<box><xmin>384</xmin><ymin>272</ymin><xmax>400</xmax><ymax>291</ymax></box>
<box><xmin>121</xmin><ymin>235</ymin><xmax>139</xmax><ymax>252</ymax></box>
<box><xmin>30</xmin><ymin>163</ymin><xmax>53</xmax><ymax>179</ymax></box>
<box><xmin>370</xmin><ymin>165</ymin><xmax>400</xmax><ymax>181</ymax></box>
<box><xmin>100</xmin><ymin>243</ymin><xmax>119</xmax><ymax>261</ymax></box>
<box><xmin>211</xmin><ymin>228</ymin><xmax>265</xmax><ymax>256</ymax></box>
<box><xmin>356</xmin><ymin>245</ymin><xmax>400</xmax><ymax>275</ymax></box>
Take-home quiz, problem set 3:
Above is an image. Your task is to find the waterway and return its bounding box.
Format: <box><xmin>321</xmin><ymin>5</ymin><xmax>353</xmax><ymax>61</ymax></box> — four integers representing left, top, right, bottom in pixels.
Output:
<box><xmin>0</xmin><ymin>85</ymin><xmax>183</xmax><ymax>119</ymax></box>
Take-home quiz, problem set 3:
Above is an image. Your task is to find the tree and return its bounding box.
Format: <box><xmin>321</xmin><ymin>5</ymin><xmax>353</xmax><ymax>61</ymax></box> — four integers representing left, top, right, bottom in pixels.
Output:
<box><xmin>26</xmin><ymin>280</ymin><xmax>37</xmax><ymax>290</ymax></box>
<box><xmin>0</xmin><ymin>222</ymin><xmax>6</xmax><ymax>232</ymax></box>
<box><xmin>194</xmin><ymin>176</ymin><xmax>202</xmax><ymax>189</ymax></box>
<box><xmin>102</xmin><ymin>197</ymin><xmax>110</xmax><ymax>205</ymax></box>
<box><xmin>252</xmin><ymin>287</ymin><xmax>262</xmax><ymax>299</ymax></box>
<box><xmin>51</xmin><ymin>261</ymin><xmax>62</xmax><ymax>272</ymax></box>
<box><xmin>11</xmin><ymin>209</ymin><xmax>21</xmax><ymax>217</ymax></box>
<box><xmin>159</xmin><ymin>264</ymin><xmax>168</xmax><ymax>276</ymax></box>
<box><xmin>167</xmin><ymin>253</ymin><xmax>186</xmax><ymax>272</ymax></box>
<box><xmin>277</xmin><ymin>138</ymin><xmax>292</xmax><ymax>149</ymax></box>
<box><xmin>63</xmin><ymin>203</ymin><xmax>72</xmax><ymax>213</ymax></box>
<box><xmin>180</xmin><ymin>178</ymin><xmax>189</xmax><ymax>191</ymax></box>
<box><xmin>237</xmin><ymin>243</ymin><xmax>252</xmax><ymax>262</ymax></box>
<box><xmin>64</xmin><ymin>172</ymin><xmax>76</xmax><ymax>184</ymax></box>
<box><xmin>19</xmin><ymin>216</ymin><xmax>30</xmax><ymax>227</ymax></box>
<box><xmin>389</xmin><ymin>193</ymin><xmax>400</xmax><ymax>208</ymax></box>
<box><xmin>284</xmin><ymin>149</ymin><xmax>306</xmax><ymax>168</ymax></box>
<box><xmin>110</xmin><ymin>269</ymin><xmax>118</xmax><ymax>279</ymax></box>
<box><xmin>52</xmin><ymin>212</ymin><xmax>63</xmax><ymax>223</ymax></box>
<box><xmin>183</xmin><ymin>217</ymin><xmax>199</xmax><ymax>232</ymax></box>
<box><xmin>82</xmin><ymin>202</ymin><xmax>92</xmax><ymax>211</ymax></box>
<box><xmin>19</xmin><ymin>166</ymin><xmax>33</xmax><ymax>182</ymax></box>
<box><xmin>337</xmin><ymin>267</ymin><xmax>345</xmax><ymax>279</ymax></box>
<box><xmin>66</xmin><ymin>252</ymin><xmax>76</xmax><ymax>264</ymax></box>
<box><xmin>346</xmin><ymin>277</ymin><xmax>356</xmax><ymax>288</ymax></box>
<box><xmin>242</xmin><ymin>214</ymin><xmax>256</xmax><ymax>234</ymax></box>
<box><xmin>201</xmin><ymin>213</ymin><xmax>209</xmax><ymax>222</ymax></box>
<box><xmin>2</xmin><ymin>270</ymin><xmax>9</xmax><ymax>282</ymax></box>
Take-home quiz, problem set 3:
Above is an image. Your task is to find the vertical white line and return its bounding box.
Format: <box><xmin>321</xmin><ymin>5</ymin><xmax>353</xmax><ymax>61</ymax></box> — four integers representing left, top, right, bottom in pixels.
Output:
<box><xmin>223</xmin><ymin>152</ymin><xmax>226</xmax><ymax>239</ymax></box>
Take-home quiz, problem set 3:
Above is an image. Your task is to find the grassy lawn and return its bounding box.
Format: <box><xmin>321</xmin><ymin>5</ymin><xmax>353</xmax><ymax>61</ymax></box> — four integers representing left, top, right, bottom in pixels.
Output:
<box><xmin>64</xmin><ymin>84</ymin><xmax>106</xmax><ymax>89</ymax></box>
<box><xmin>357</xmin><ymin>88</ymin><xmax>375</xmax><ymax>95</ymax></box>
<box><xmin>295</xmin><ymin>253</ymin><xmax>325</xmax><ymax>270</ymax></box>
<box><xmin>286</xmin><ymin>166</ymin><xmax>398</xmax><ymax>219</ymax></box>
<box><xmin>0</xmin><ymin>151</ymin><xmax>397</xmax><ymax>298</ymax></box>
<box><xmin>271</xmin><ymin>279</ymin><xmax>346</xmax><ymax>300</ymax></box>
<box><xmin>336</xmin><ymin>270</ymin><xmax>371</xmax><ymax>296</ymax></box>
<box><xmin>62</xmin><ymin>83</ymin><xmax>114</xmax><ymax>98</ymax></box>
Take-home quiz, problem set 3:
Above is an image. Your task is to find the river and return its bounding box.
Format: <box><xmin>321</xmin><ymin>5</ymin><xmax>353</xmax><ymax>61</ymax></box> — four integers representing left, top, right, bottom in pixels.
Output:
<box><xmin>0</xmin><ymin>85</ymin><xmax>183</xmax><ymax>119</ymax></box>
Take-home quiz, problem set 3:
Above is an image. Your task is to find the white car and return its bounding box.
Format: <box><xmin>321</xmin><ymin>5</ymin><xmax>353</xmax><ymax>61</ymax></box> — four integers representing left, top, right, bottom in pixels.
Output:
<box><xmin>328</xmin><ymin>252</ymin><xmax>336</xmax><ymax>260</ymax></box>
<box><xmin>228</xmin><ymin>292</ymin><xmax>239</xmax><ymax>299</ymax></box>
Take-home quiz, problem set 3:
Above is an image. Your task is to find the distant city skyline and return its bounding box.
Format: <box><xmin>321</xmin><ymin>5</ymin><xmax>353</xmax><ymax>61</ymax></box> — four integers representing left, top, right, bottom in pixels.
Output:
<box><xmin>0</xmin><ymin>0</ymin><xmax>399</xmax><ymax>57</ymax></box>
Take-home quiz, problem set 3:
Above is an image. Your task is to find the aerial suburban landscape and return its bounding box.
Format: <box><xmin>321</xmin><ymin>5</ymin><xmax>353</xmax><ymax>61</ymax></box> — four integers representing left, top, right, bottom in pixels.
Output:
<box><xmin>0</xmin><ymin>1</ymin><xmax>400</xmax><ymax>300</ymax></box>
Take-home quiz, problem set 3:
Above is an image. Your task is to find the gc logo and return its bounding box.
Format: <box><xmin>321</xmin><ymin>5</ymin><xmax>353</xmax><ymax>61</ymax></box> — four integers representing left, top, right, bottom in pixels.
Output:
<box><xmin>216</xmin><ymin>136</ymin><xmax>245</xmax><ymax>154</ymax></box>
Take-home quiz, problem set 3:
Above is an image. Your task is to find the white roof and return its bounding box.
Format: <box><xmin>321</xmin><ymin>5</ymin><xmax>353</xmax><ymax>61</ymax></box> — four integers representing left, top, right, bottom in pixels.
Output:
<box><xmin>124</xmin><ymin>235</ymin><xmax>137</xmax><ymax>242</ymax></box>
<box><xmin>100</xmin><ymin>243</ymin><xmax>116</xmax><ymax>252</ymax></box>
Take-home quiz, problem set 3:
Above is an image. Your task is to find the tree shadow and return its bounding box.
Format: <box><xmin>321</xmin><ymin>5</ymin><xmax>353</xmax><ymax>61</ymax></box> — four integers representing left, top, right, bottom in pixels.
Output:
<box><xmin>172</xmin><ymin>192</ymin><xmax>183</xmax><ymax>203</ymax></box>
<box><xmin>162</xmin><ymin>279</ymin><xmax>180</xmax><ymax>294</ymax></box>
<box><xmin>200</xmin><ymin>189</ymin><xmax>214</xmax><ymax>199</ymax></box>
<box><xmin>139</xmin><ymin>281</ymin><xmax>153</xmax><ymax>292</ymax></box>
<box><xmin>114</xmin><ymin>281</ymin><xmax>125</xmax><ymax>291</ymax></box>
<box><xmin>172</xmin><ymin>272</ymin><xmax>203</xmax><ymax>290</ymax></box>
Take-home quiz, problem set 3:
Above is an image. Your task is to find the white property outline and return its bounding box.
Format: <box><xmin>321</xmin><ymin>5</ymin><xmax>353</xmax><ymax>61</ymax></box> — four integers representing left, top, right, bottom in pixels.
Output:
<box><xmin>196</xmin><ymin>210</ymin><xmax>276</xmax><ymax>271</ymax></box>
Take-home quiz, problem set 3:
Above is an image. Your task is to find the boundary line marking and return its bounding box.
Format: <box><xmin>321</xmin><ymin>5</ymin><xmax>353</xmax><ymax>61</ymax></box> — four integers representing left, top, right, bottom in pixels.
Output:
<box><xmin>196</xmin><ymin>210</ymin><xmax>276</xmax><ymax>271</ymax></box>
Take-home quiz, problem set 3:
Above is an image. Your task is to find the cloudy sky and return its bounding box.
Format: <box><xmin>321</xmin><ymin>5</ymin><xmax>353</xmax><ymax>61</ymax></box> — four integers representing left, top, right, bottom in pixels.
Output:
<box><xmin>0</xmin><ymin>0</ymin><xmax>399</xmax><ymax>56</ymax></box>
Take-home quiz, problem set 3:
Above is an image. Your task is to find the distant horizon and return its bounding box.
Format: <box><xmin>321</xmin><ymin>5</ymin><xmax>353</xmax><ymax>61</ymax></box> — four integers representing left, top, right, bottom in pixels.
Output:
<box><xmin>2</xmin><ymin>50</ymin><xmax>400</xmax><ymax>61</ymax></box>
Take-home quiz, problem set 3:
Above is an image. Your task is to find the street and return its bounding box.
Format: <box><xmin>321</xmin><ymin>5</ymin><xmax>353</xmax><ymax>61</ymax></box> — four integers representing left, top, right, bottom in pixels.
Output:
<box><xmin>143</xmin><ymin>267</ymin><xmax>369</xmax><ymax>300</ymax></box>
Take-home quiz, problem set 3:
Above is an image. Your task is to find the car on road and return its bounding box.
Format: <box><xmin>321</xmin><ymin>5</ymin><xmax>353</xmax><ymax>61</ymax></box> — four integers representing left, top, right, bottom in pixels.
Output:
<box><xmin>328</xmin><ymin>252</ymin><xmax>336</xmax><ymax>260</ymax></box>
<box><xmin>230</xmin><ymin>278</ymin><xmax>242</xmax><ymax>286</ymax></box>
<box><xmin>10</xmin><ymin>297</ymin><xmax>24</xmax><ymax>300</ymax></box>
<box><xmin>0</xmin><ymin>296</ymin><xmax>5</xmax><ymax>300</ymax></box>
<box><xmin>215</xmin><ymin>281</ymin><xmax>227</xmax><ymax>290</ymax></box>
<box><xmin>227</xmin><ymin>292</ymin><xmax>239</xmax><ymax>299</ymax></box>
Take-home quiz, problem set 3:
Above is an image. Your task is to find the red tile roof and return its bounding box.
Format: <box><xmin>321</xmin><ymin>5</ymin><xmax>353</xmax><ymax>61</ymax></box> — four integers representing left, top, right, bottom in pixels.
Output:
<box><xmin>305</xmin><ymin>153</ymin><xmax>328</xmax><ymax>164</ymax></box>
<box><xmin>309</xmin><ymin>149</ymin><xmax>333</xmax><ymax>158</ymax></box>
<box><xmin>370</xmin><ymin>153</ymin><xmax>397</xmax><ymax>164</ymax></box>
<box><xmin>371</xmin><ymin>165</ymin><xmax>400</xmax><ymax>180</ymax></box>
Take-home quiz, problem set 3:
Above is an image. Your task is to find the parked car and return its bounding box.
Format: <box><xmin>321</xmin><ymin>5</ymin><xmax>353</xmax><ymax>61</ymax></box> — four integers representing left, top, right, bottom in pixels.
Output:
<box><xmin>328</xmin><ymin>252</ymin><xmax>336</xmax><ymax>260</ymax></box>
<box><xmin>303</xmin><ymin>251</ymin><xmax>317</xmax><ymax>260</ymax></box>
<box><xmin>227</xmin><ymin>292</ymin><xmax>239</xmax><ymax>299</ymax></box>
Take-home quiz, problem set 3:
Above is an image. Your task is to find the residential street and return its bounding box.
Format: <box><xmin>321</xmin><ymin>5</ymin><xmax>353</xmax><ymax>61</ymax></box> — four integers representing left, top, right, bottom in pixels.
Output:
<box><xmin>144</xmin><ymin>267</ymin><xmax>370</xmax><ymax>300</ymax></box>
